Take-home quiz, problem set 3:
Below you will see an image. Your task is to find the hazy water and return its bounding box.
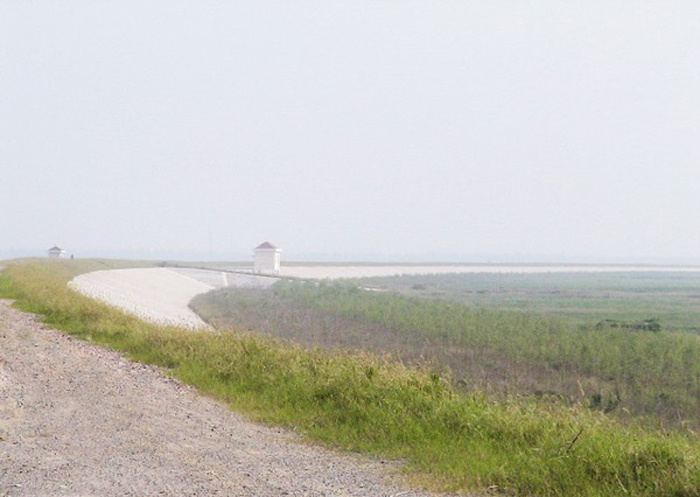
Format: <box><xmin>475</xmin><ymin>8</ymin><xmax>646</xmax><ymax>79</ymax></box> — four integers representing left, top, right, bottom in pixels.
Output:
<box><xmin>277</xmin><ymin>265</ymin><xmax>700</xmax><ymax>279</ymax></box>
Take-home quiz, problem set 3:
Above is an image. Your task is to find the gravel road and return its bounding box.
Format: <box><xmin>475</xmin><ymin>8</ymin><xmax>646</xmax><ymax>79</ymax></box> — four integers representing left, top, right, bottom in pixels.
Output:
<box><xmin>0</xmin><ymin>299</ymin><xmax>448</xmax><ymax>497</ymax></box>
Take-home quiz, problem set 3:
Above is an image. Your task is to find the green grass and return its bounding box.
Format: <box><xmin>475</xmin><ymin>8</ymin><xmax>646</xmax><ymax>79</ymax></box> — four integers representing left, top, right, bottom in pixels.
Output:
<box><xmin>194</xmin><ymin>281</ymin><xmax>700</xmax><ymax>431</ymax></box>
<box><xmin>357</xmin><ymin>272</ymin><xmax>700</xmax><ymax>334</ymax></box>
<box><xmin>1</xmin><ymin>260</ymin><xmax>698</xmax><ymax>497</ymax></box>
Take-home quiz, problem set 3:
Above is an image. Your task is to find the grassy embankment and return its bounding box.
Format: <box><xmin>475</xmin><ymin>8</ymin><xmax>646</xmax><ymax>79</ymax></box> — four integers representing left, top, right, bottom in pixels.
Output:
<box><xmin>1</xmin><ymin>260</ymin><xmax>698</xmax><ymax>497</ymax></box>
<box><xmin>193</xmin><ymin>281</ymin><xmax>700</xmax><ymax>431</ymax></box>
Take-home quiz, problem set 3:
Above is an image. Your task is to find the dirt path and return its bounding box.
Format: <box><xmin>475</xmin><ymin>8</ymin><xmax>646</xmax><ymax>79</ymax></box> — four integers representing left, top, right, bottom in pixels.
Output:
<box><xmin>0</xmin><ymin>300</ymin><xmax>443</xmax><ymax>497</ymax></box>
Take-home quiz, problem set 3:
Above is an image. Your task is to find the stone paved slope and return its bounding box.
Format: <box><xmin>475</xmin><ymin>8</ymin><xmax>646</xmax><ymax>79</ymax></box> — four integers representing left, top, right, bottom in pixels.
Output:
<box><xmin>69</xmin><ymin>268</ymin><xmax>213</xmax><ymax>329</ymax></box>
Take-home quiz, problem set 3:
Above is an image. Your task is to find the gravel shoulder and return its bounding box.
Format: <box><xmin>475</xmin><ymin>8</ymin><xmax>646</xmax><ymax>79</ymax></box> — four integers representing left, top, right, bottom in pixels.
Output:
<box><xmin>0</xmin><ymin>299</ymin><xmax>444</xmax><ymax>497</ymax></box>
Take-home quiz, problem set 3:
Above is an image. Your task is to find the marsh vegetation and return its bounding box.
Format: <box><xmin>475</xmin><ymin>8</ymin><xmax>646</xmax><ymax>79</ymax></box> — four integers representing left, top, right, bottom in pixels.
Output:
<box><xmin>357</xmin><ymin>271</ymin><xmax>700</xmax><ymax>334</ymax></box>
<box><xmin>192</xmin><ymin>278</ymin><xmax>700</xmax><ymax>431</ymax></box>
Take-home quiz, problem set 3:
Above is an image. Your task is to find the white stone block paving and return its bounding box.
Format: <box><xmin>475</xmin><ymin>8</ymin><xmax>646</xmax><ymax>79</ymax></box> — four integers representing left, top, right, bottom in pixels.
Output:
<box><xmin>69</xmin><ymin>268</ymin><xmax>215</xmax><ymax>329</ymax></box>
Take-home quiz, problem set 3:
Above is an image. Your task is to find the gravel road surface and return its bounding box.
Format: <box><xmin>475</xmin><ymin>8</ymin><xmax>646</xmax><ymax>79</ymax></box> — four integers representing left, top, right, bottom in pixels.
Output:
<box><xmin>0</xmin><ymin>299</ymin><xmax>445</xmax><ymax>497</ymax></box>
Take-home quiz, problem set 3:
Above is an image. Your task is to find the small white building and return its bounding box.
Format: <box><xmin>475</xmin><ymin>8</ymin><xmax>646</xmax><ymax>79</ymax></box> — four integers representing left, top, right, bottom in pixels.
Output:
<box><xmin>253</xmin><ymin>242</ymin><xmax>281</xmax><ymax>274</ymax></box>
<box><xmin>48</xmin><ymin>246</ymin><xmax>66</xmax><ymax>258</ymax></box>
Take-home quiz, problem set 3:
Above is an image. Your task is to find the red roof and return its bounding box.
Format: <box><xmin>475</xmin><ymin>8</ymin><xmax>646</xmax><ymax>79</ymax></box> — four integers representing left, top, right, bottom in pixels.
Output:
<box><xmin>255</xmin><ymin>241</ymin><xmax>277</xmax><ymax>250</ymax></box>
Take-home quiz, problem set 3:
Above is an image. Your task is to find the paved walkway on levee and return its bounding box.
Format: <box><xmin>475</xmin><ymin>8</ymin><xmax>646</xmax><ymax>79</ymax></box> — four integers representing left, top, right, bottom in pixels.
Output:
<box><xmin>0</xmin><ymin>300</ymin><xmax>456</xmax><ymax>497</ymax></box>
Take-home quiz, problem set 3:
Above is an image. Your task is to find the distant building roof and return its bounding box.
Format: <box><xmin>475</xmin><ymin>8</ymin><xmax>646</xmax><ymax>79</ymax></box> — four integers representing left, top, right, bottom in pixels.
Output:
<box><xmin>48</xmin><ymin>246</ymin><xmax>64</xmax><ymax>251</ymax></box>
<box><xmin>255</xmin><ymin>242</ymin><xmax>278</xmax><ymax>250</ymax></box>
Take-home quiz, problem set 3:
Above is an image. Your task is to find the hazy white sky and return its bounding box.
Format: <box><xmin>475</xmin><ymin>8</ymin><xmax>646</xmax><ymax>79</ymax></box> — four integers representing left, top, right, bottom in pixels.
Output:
<box><xmin>1</xmin><ymin>1</ymin><xmax>699</xmax><ymax>261</ymax></box>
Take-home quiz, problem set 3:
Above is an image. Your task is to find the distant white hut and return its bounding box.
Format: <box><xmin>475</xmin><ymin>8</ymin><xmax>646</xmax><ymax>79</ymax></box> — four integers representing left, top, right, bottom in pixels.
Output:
<box><xmin>48</xmin><ymin>246</ymin><xmax>66</xmax><ymax>259</ymax></box>
<box><xmin>253</xmin><ymin>242</ymin><xmax>281</xmax><ymax>274</ymax></box>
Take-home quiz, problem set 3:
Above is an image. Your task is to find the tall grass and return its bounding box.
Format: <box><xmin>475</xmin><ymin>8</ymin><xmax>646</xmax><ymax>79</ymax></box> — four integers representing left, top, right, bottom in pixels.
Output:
<box><xmin>1</xmin><ymin>261</ymin><xmax>698</xmax><ymax>497</ymax></box>
<box><xmin>356</xmin><ymin>271</ymin><xmax>700</xmax><ymax>334</ymax></box>
<box><xmin>239</xmin><ymin>281</ymin><xmax>699</xmax><ymax>429</ymax></box>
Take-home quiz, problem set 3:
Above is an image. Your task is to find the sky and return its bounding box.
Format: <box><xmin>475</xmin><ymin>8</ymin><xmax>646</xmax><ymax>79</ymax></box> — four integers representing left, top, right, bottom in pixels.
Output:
<box><xmin>1</xmin><ymin>1</ymin><xmax>699</xmax><ymax>262</ymax></box>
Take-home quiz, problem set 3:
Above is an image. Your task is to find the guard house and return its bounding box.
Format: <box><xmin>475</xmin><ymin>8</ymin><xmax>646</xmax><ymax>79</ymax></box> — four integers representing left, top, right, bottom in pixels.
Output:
<box><xmin>253</xmin><ymin>242</ymin><xmax>281</xmax><ymax>274</ymax></box>
<box><xmin>48</xmin><ymin>246</ymin><xmax>66</xmax><ymax>258</ymax></box>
